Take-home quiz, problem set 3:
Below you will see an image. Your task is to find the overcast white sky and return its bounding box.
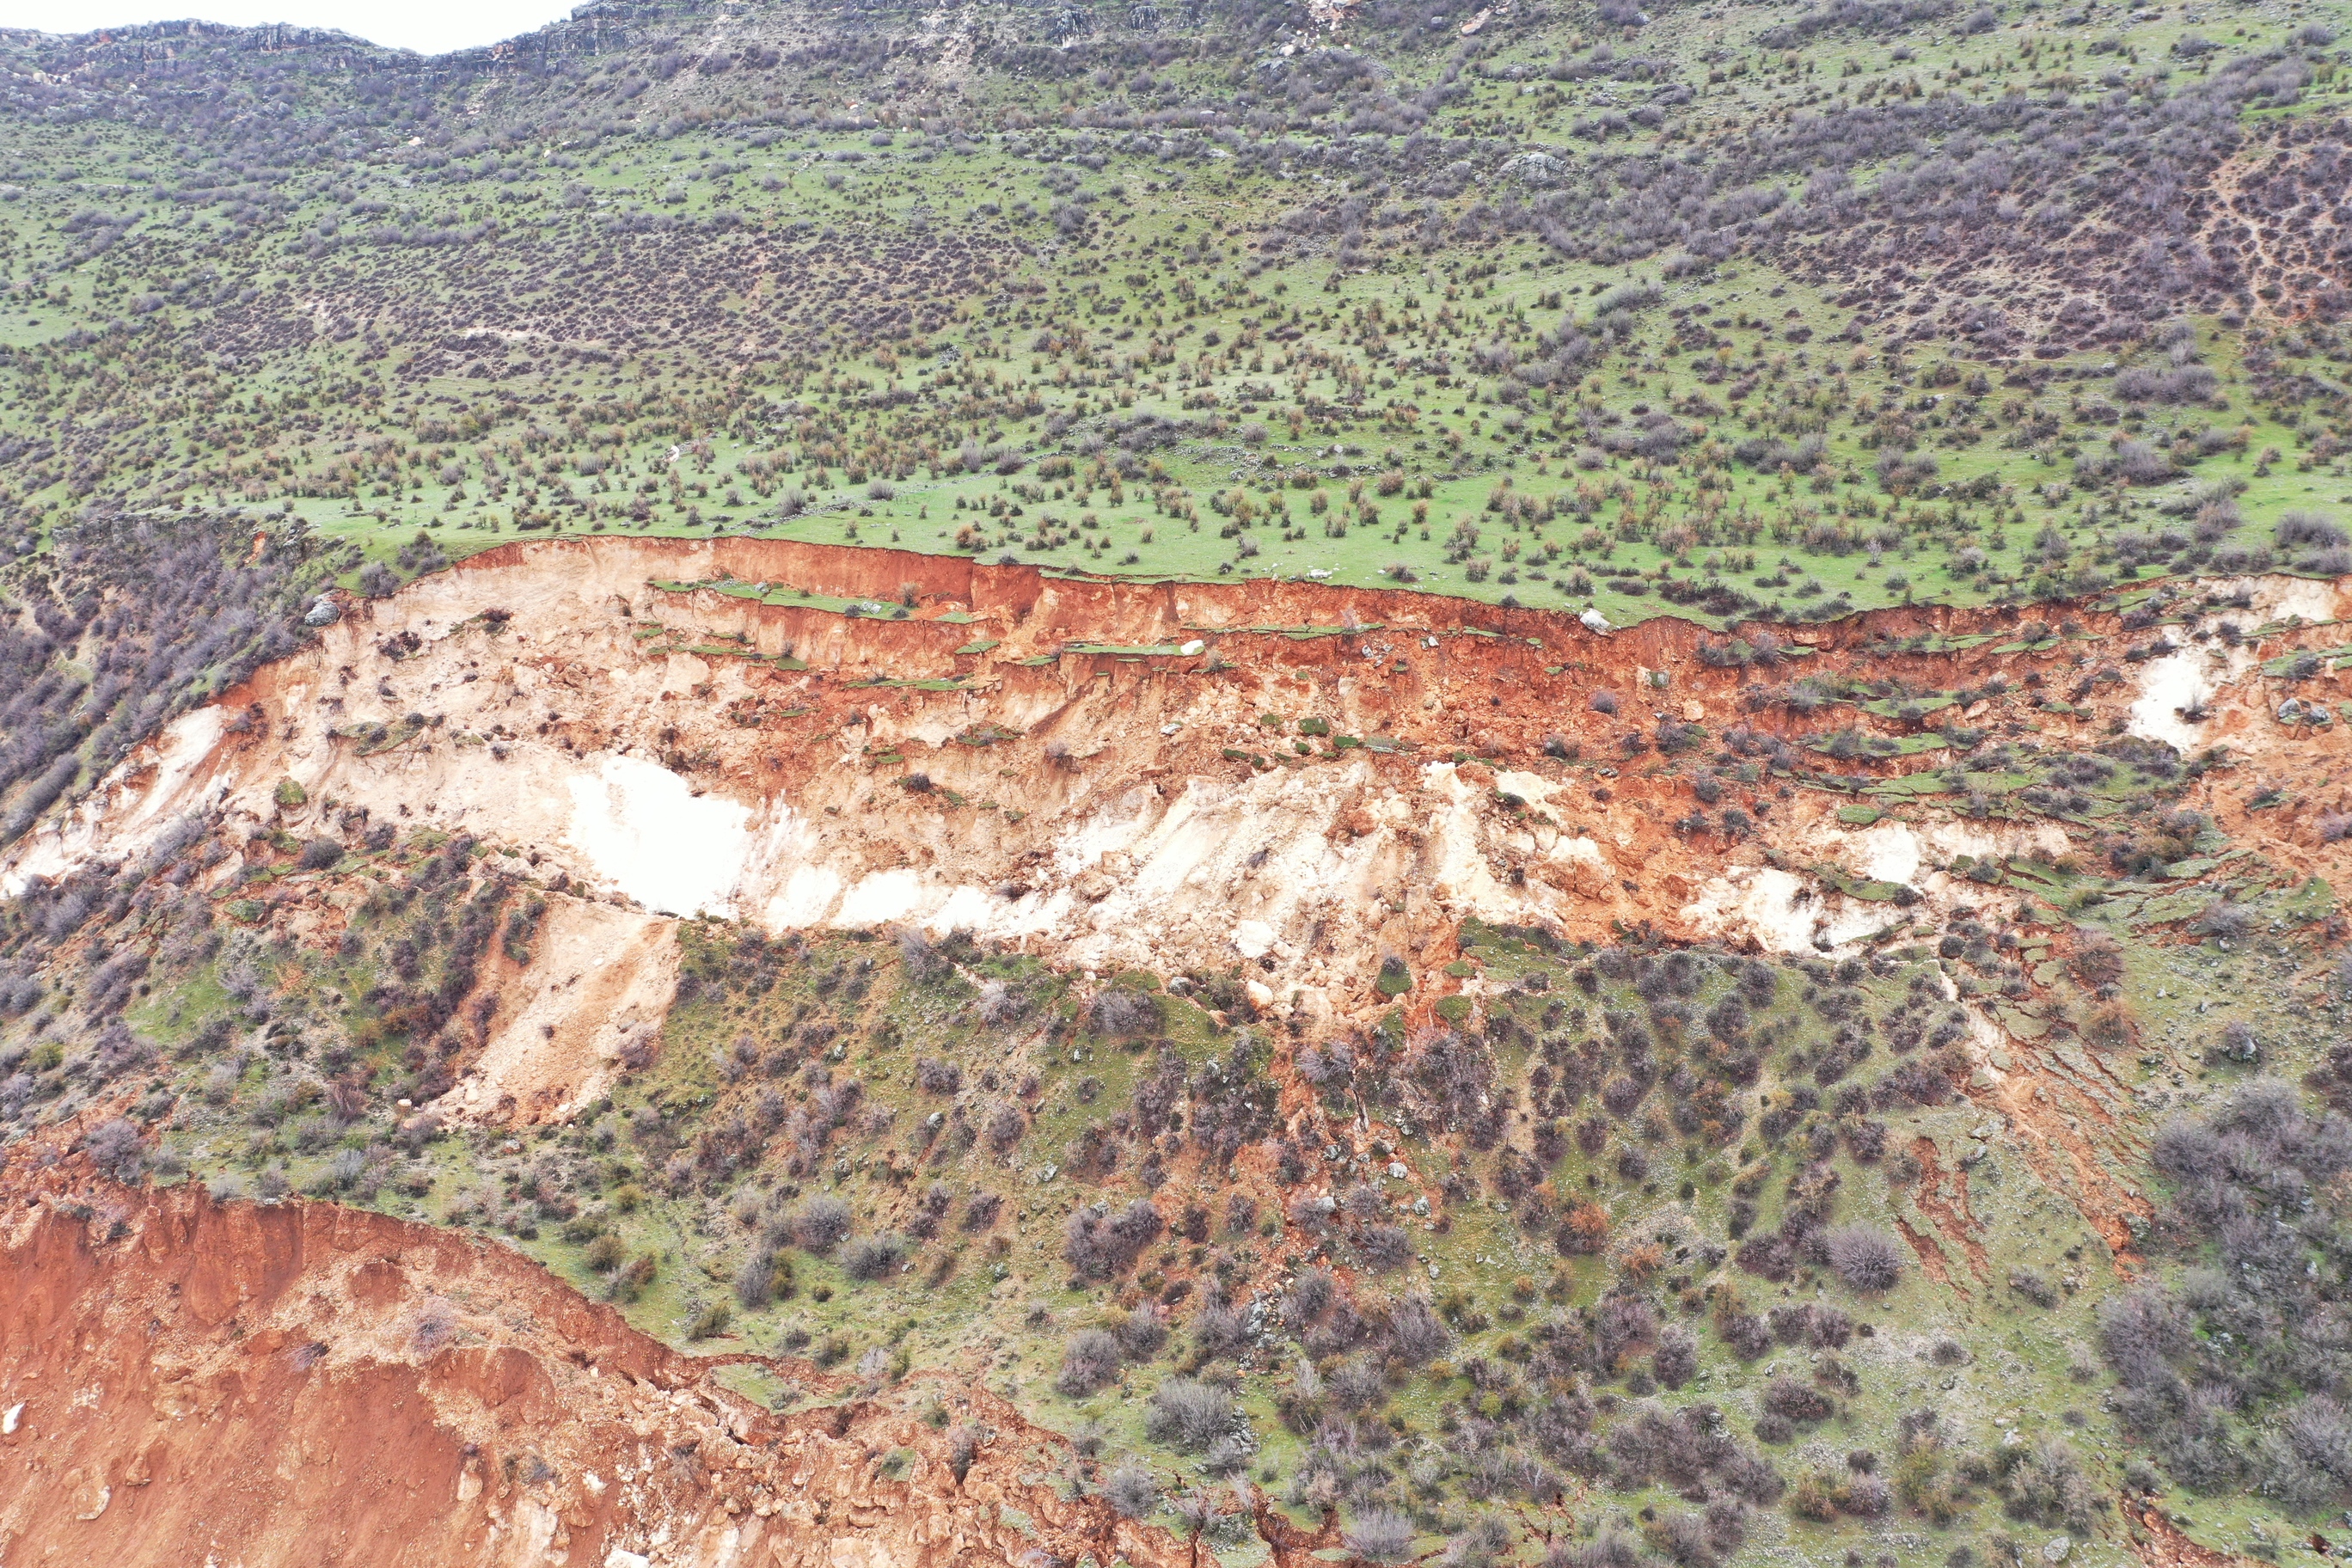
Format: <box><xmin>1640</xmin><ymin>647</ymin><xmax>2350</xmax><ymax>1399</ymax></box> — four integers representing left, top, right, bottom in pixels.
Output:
<box><xmin>0</xmin><ymin>0</ymin><xmax>578</xmax><ymax>54</ymax></box>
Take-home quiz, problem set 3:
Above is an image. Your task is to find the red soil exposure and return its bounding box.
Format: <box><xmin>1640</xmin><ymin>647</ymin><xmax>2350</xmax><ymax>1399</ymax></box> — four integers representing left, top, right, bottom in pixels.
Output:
<box><xmin>1905</xmin><ymin>1135</ymin><xmax>1993</xmax><ymax>1289</ymax></box>
<box><xmin>15</xmin><ymin>544</ymin><xmax>2350</xmax><ymax>1167</ymax></box>
<box><xmin>2133</xmin><ymin>1508</ymin><xmax>2269</xmax><ymax>1568</ymax></box>
<box><xmin>0</xmin><ymin>1163</ymin><xmax>1204</xmax><ymax>1568</ymax></box>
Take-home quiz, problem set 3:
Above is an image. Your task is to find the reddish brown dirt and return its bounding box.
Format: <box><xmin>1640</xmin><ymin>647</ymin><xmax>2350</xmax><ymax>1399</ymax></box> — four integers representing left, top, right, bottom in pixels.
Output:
<box><xmin>1974</xmin><ymin>1053</ymin><xmax>2153</xmax><ymax>1269</ymax></box>
<box><xmin>45</xmin><ymin>540</ymin><xmax>2352</xmax><ymax>980</ymax></box>
<box><xmin>2132</xmin><ymin>1506</ymin><xmax>2268</xmax><ymax>1568</ymax></box>
<box><xmin>1891</xmin><ymin>1214</ymin><xmax>1954</xmax><ymax>1290</ymax></box>
<box><xmin>1905</xmin><ymin>1135</ymin><xmax>1991</xmax><ymax>1289</ymax></box>
<box><xmin>0</xmin><ymin>1156</ymin><xmax>1204</xmax><ymax>1568</ymax></box>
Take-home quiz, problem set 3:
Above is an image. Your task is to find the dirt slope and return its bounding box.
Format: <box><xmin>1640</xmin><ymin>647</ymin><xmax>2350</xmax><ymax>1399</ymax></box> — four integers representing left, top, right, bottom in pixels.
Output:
<box><xmin>13</xmin><ymin>540</ymin><xmax>2352</xmax><ymax>1124</ymax></box>
<box><xmin>9</xmin><ymin>540</ymin><xmax>2352</xmax><ymax>1155</ymax></box>
<box><xmin>0</xmin><ymin>1154</ymin><xmax>1203</xmax><ymax>1568</ymax></box>
<box><xmin>15</xmin><ymin>542</ymin><xmax>2349</xmax><ymax>948</ymax></box>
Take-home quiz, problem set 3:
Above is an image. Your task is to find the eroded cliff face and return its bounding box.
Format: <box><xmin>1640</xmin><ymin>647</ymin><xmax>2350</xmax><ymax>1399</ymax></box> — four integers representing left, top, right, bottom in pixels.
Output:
<box><xmin>0</xmin><ymin>1153</ymin><xmax>1213</xmax><ymax>1568</ymax></box>
<box><xmin>15</xmin><ymin>538</ymin><xmax>2352</xmax><ymax>973</ymax></box>
<box><xmin>2</xmin><ymin>547</ymin><xmax>2346</xmax><ymax>1250</ymax></box>
<box><xmin>4</xmin><ymin>537</ymin><xmax>1698</xmax><ymax>982</ymax></box>
<box><xmin>11</xmin><ymin>541</ymin><xmax>2352</xmax><ymax>1136</ymax></box>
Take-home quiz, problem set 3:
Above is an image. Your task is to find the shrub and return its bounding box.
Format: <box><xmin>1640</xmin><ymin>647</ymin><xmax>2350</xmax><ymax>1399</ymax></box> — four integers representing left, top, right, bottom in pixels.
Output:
<box><xmin>297</xmin><ymin>837</ymin><xmax>344</xmax><ymax>870</ymax></box>
<box><xmin>897</xmin><ymin>927</ymin><xmax>950</xmax><ymax>983</ymax></box>
<box><xmin>1654</xmin><ymin>1325</ymin><xmax>1698</xmax><ymax>1388</ymax></box>
<box><xmin>1065</xmin><ymin>1198</ymin><xmax>1163</xmax><ymax>1278</ymax></box>
<box><xmin>1388</xmin><ymin>1290</ymin><xmax>1454</xmax><ymax>1365</ymax></box>
<box><xmin>83</xmin><ymin>1116</ymin><xmax>144</xmax><ymax>1182</ymax></box>
<box><xmin>790</xmin><ymin>1195</ymin><xmax>853</xmax><ymax>1252</ymax></box>
<box><xmin>1318</xmin><ymin>1357</ymin><xmax>1383</xmax><ymax>1417</ymax></box>
<box><xmin>1057</xmin><ymin>1328</ymin><xmax>1125</xmax><ymax>1396</ymax></box>
<box><xmin>1764</xmin><ymin>1376</ymin><xmax>1834</xmax><ymax>1424</ymax></box>
<box><xmin>2190</xmin><ymin>901</ymin><xmax>2253</xmax><ymax>941</ymax></box>
<box><xmin>2102</xmin><ymin>1082</ymin><xmax>2352</xmax><ymax>1504</ymax></box>
<box><xmin>1842</xmin><ymin>1473</ymin><xmax>1893</xmax><ymax>1516</ymax></box>
<box><xmin>2009</xmin><ymin>1270</ymin><xmax>2060</xmax><ymax>1308</ymax></box>
<box><xmin>1547</xmin><ymin>1530</ymin><xmax>1644</xmax><ymax>1568</ymax></box>
<box><xmin>1117</xmin><ymin>1303</ymin><xmax>1168</xmax><ymax>1359</ymax></box>
<box><xmin>1825</xmin><ymin>1224</ymin><xmax>1904</xmax><ymax>1291</ymax></box>
<box><xmin>1345</xmin><ymin>1510</ymin><xmax>1418</xmax><ymax>1562</ymax></box>
<box><xmin>842</xmin><ymin>1233</ymin><xmax>908</xmax><ymax>1281</ymax></box>
<box><xmin>2116</xmin><ymin>364</ymin><xmax>2219</xmax><ymax>405</ymax></box>
<box><xmin>1105</xmin><ymin>1464</ymin><xmax>1160</xmax><ymax>1517</ymax></box>
<box><xmin>2278</xmin><ymin>511</ymin><xmax>2348</xmax><ymax>550</ymax></box>
<box><xmin>1789</xmin><ymin>1471</ymin><xmax>1840</xmax><ymax>1522</ymax></box>
<box><xmin>1193</xmin><ymin>1295</ymin><xmax>1250</xmax><ymax>1360</ymax></box>
<box><xmin>1359</xmin><ymin>1223</ymin><xmax>1413</xmax><ymax>1273</ymax></box>
<box><xmin>324</xmin><ymin>1148</ymin><xmax>368</xmax><ymax>1191</ymax></box>
<box><xmin>1718</xmin><ymin>1310</ymin><xmax>1773</xmax><ymax>1359</ymax></box>
<box><xmin>2254</xmin><ymin>1396</ymin><xmax>2352</xmax><ymax>1509</ymax></box>
<box><xmin>735</xmin><ymin>1247</ymin><xmax>785</xmax><ymax>1308</ymax></box>
<box><xmin>1089</xmin><ymin>989</ymin><xmax>1159</xmax><ymax>1037</ymax></box>
<box><xmin>1997</xmin><ymin>1439</ymin><xmax>2101</xmax><ymax>1534</ymax></box>
<box><xmin>1144</xmin><ymin>1376</ymin><xmax>1236</xmax><ymax>1451</ymax></box>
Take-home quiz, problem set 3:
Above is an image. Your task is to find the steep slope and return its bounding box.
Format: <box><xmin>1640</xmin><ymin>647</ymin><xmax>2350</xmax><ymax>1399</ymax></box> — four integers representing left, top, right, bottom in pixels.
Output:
<box><xmin>0</xmin><ymin>1142</ymin><xmax>1203</xmax><ymax>1568</ymax></box>
<box><xmin>8</xmin><ymin>541</ymin><xmax>2352</xmax><ymax>1568</ymax></box>
<box><xmin>15</xmin><ymin>536</ymin><xmax>2352</xmax><ymax>979</ymax></box>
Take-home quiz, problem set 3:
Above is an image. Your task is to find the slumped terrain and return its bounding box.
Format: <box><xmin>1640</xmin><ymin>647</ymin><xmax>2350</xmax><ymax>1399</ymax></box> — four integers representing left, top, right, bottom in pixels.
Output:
<box><xmin>10</xmin><ymin>537</ymin><xmax>2352</xmax><ymax>1568</ymax></box>
<box><xmin>3</xmin><ymin>0</ymin><xmax>2352</xmax><ymax>1565</ymax></box>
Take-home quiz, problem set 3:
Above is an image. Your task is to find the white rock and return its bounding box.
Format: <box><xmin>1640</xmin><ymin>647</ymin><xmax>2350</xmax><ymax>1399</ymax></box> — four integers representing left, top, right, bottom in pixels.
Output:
<box><xmin>1180</xmin><ymin>640</ymin><xmax>1205</xmax><ymax>656</ymax></box>
<box><xmin>2</xmin><ymin>1402</ymin><xmax>21</xmax><ymax>1435</ymax></box>
<box><xmin>607</xmin><ymin>1553</ymin><xmax>653</xmax><ymax>1568</ymax></box>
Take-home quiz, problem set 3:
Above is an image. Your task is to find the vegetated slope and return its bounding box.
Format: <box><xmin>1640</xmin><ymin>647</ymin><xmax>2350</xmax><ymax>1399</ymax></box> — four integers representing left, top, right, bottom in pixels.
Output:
<box><xmin>0</xmin><ymin>0</ymin><xmax>2347</xmax><ymax>706</ymax></box>
<box><xmin>8</xmin><ymin>539</ymin><xmax>2352</xmax><ymax>1568</ymax></box>
<box><xmin>3</xmin><ymin>0</ymin><xmax>2352</xmax><ymax>1562</ymax></box>
<box><xmin>0</xmin><ymin>1139</ymin><xmax>1200</xmax><ymax>1568</ymax></box>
